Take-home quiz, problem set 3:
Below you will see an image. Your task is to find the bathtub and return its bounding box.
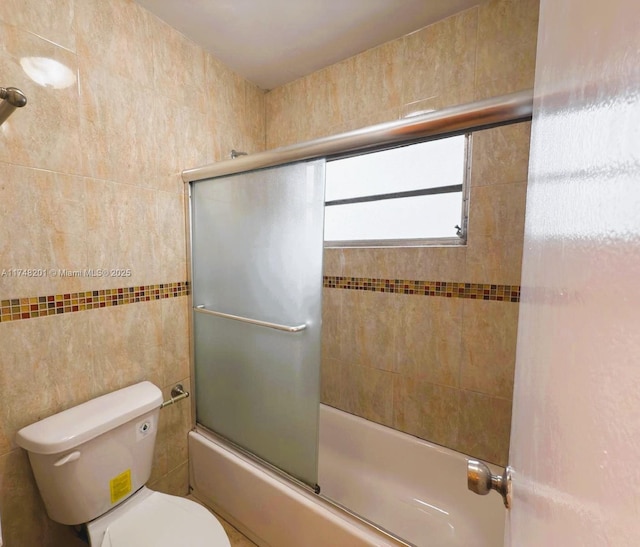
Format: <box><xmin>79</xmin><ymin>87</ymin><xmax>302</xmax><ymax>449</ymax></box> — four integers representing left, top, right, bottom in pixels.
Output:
<box><xmin>189</xmin><ymin>404</ymin><xmax>505</xmax><ymax>546</ymax></box>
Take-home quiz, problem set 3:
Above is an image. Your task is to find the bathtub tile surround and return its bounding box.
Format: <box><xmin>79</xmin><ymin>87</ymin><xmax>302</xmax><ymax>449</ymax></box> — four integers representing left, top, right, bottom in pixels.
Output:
<box><xmin>324</xmin><ymin>276</ymin><xmax>521</xmax><ymax>302</ymax></box>
<box><xmin>0</xmin><ymin>0</ymin><xmax>265</xmax><ymax>544</ymax></box>
<box><xmin>460</xmin><ymin>299</ymin><xmax>520</xmax><ymax>400</ymax></box>
<box><xmin>393</xmin><ymin>377</ymin><xmax>461</xmax><ymax>449</ymax></box>
<box><xmin>0</xmin><ymin>0</ymin><xmax>539</xmax><ymax>543</ymax></box>
<box><xmin>267</xmin><ymin>0</ymin><xmax>539</xmax><ymax>467</ymax></box>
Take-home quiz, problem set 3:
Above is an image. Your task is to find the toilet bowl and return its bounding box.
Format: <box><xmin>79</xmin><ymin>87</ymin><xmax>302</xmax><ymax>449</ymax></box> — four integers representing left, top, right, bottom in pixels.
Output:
<box><xmin>15</xmin><ymin>381</ymin><xmax>230</xmax><ymax>547</ymax></box>
<box><xmin>88</xmin><ymin>487</ymin><xmax>229</xmax><ymax>547</ymax></box>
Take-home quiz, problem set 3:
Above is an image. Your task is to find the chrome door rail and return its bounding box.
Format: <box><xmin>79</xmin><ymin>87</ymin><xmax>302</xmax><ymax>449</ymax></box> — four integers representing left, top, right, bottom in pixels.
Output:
<box><xmin>182</xmin><ymin>89</ymin><xmax>533</xmax><ymax>182</ymax></box>
<box><xmin>194</xmin><ymin>305</ymin><xmax>307</xmax><ymax>333</ymax></box>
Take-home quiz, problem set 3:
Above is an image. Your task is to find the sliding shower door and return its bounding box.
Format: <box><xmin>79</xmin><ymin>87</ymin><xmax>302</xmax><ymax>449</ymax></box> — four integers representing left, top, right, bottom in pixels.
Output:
<box><xmin>191</xmin><ymin>159</ymin><xmax>325</xmax><ymax>488</ymax></box>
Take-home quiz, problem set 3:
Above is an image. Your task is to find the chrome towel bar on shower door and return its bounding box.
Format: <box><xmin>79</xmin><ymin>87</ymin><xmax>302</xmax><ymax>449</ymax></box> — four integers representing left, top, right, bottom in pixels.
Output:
<box><xmin>194</xmin><ymin>305</ymin><xmax>307</xmax><ymax>333</ymax></box>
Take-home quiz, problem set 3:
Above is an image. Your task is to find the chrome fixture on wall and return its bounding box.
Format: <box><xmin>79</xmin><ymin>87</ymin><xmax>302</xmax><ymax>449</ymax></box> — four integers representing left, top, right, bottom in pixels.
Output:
<box><xmin>160</xmin><ymin>383</ymin><xmax>190</xmax><ymax>409</ymax></box>
<box><xmin>230</xmin><ymin>149</ymin><xmax>248</xmax><ymax>159</ymax></box>
<box><xmin>467</xmin><ymin>459</ymin><xmax>512</xmax><ymax>508</ymax></box>
<box><xmin>0</xmin><ymin>87</ymin><xmax>27</xmax><ymax>126</ymax></box>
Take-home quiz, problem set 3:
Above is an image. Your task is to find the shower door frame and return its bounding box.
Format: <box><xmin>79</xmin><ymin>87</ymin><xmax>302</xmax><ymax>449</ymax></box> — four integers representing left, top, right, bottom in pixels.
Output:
<box><xmin>187</xmin><ymin>159</ymin><xmax>326</xmax><ymax>491</ymax></box>
<box><xmin>183</xmin><ymin>89</ymin><xmax>534</xmax><ymax>495</ymax></box>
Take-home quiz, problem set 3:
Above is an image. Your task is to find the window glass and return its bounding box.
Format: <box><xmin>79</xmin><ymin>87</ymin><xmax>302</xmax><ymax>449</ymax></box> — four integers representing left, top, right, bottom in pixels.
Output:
<box><xmin>324</xmin><ymin>135</ymin><xmax>468</xmax><ymax>245</ymax></box>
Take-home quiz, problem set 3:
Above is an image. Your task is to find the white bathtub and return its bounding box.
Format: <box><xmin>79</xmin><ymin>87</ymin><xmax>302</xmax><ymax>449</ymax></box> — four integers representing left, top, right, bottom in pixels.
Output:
<box><xmin>189</xmin><ymin>404</ymin><xmax>505</xmax><ymax>546</ymax></box>
<box><xmin>319</xmin><ymin>405</ymin><xmax>505</xmax><ymax>546</ymax></box>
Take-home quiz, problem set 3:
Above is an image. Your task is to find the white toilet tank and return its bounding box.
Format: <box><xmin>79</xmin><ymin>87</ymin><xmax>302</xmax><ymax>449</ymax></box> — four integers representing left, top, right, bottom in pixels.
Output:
<box><xmin>16</xmin><ymin>382</ymin><xmax>163</xmax><ymax>525</ymax></box>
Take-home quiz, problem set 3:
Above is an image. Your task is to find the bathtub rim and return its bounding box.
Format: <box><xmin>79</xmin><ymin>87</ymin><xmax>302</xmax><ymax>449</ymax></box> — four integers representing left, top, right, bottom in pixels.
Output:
<box><xmin>190</xmin><ymin>423</ymin><xmax>412</xmax><ymax>547</ymax></box>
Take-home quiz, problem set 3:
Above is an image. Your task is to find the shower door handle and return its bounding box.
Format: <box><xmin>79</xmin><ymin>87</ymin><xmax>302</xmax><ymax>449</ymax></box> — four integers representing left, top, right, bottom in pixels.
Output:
<box><xmin>194</xmin><ymin>305</ymin><xmax>307</xmax><ymax>333</ymax></box>
<box><xmin>467</xmin><ymin>459</ymin><xmax>512</xmax><ymax>508</ymax></box>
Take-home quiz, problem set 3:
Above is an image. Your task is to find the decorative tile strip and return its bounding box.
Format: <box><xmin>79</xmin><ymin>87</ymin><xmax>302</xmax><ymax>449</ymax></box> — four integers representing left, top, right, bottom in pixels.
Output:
<box><xmin>0</xmin><ymin>281</ymin><xmax>190</xmax><ymax>323</ymax></box>
<box><xmin>323</xmin><ymin>276</ymin><xmax>520</xmax><ymax>302</ymax></box>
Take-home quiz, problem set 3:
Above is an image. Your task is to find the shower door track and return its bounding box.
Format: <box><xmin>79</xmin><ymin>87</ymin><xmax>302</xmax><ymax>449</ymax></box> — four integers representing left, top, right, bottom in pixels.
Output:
<box><xmin>182</xmin><ymin>89</ymin><xmax>532</xmax><ymax>183</ymax></box>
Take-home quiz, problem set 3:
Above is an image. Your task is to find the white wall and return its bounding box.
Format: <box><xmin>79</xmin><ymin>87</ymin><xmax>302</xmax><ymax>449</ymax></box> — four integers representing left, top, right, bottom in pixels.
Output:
<box><xmin>507</xmin><ymin>0</ymin><xmax>640</xmax><ymax>544</ymax></box>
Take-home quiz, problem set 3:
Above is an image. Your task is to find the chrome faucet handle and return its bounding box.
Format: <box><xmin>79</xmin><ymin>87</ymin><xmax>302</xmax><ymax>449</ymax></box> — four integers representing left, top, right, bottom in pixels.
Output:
<box><xmin>467</xmin><ymin>459</ymin><xmax>512</xmax><ymax>508</ymax></box>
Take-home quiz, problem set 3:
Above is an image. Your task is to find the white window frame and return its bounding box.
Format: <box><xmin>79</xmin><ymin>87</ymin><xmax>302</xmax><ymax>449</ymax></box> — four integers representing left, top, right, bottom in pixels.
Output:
<box><xmin>323</xmin><ymin>134</ymin><xmax>472</xmax><ymax>248</ymax></box>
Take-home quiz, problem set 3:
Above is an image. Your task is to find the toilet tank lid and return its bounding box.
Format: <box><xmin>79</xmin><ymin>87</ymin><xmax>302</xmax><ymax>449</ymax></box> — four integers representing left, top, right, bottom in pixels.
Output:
<box><xmin>16</xmin><ymin>381</ymin><xmax>163</xmax><ymax>455</ymax></box>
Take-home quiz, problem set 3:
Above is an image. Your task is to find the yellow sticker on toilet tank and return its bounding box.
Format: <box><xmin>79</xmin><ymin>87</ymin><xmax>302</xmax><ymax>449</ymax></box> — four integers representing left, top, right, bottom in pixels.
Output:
<box><xmin>110</xmin><ymin>469</ymin><xmax>132</xmax><ymax>504</ymax></box>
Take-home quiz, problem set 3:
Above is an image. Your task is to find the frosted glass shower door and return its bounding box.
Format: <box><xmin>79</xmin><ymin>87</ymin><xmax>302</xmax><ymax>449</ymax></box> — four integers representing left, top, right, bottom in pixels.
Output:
<box><xmin>191</xmin><ymin>159</ymin><xmax>325</xmax><ymax>487</ymax></box>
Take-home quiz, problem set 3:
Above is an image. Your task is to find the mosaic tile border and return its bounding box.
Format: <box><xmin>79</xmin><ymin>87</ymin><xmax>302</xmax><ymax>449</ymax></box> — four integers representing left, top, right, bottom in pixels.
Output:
<box><xmin>0</xmin><ymin>282</ymin><xmax>190</xmax><ymax>323</ymax></box>
<box><xmin>0</xmin><ymin>276</ymin><xmax>517</xmax><ymax>324</ymax></box>
<box><xmin>324</xmin><ymin>276</ymin><xmax>520</xmax><ymax>302</ymax></box>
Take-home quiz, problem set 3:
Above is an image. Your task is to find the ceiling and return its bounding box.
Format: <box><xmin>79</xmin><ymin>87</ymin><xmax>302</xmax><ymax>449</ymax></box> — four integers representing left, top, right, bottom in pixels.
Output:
<box><xmin>135</xmin><ymin>0</ymin><xmax>479</xmax><ymax>90</ymax></box>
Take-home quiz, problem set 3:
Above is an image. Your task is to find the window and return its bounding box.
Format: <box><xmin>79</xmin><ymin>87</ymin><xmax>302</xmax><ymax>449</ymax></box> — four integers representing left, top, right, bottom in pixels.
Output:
<box><xmin>324</xmin><ymin>134</ymin><xmax>469</xmax><ymax>246</ymax></box>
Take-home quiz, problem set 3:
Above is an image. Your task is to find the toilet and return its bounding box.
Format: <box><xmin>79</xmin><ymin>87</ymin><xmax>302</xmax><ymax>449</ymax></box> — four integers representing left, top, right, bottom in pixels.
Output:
<box><xmin>16</xmin><ymin>381</ymin><xmax>230</xmax><ymax>546</ymax></box>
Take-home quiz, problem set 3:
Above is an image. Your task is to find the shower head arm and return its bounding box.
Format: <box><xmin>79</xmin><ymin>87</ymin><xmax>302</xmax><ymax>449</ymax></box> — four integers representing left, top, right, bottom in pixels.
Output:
<box><xmin>0</xmin><ymin>86</ymin><xmax>27</xmax><ymax>126</ymax></box>
<box><xmin>0</xmin><ymin>87</ymin><xmax>27</xmax><ymax>108</ymax></box>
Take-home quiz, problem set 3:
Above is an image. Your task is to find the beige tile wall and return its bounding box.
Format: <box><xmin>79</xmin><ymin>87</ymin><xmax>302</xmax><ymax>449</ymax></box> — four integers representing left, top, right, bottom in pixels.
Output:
<box><xmin>0</xmin><ymin>0</ymin><xmax>264</xmax><ymax>545</ymax></box>
<box><xmin>0</xmin><ymin>0</ymin><xmax>536</xmax><ymax>542</ymax></box>
<box><xmin>267</xmin><ymin>0</ymin><xmax>539</xmax><ymax>467</ymax></box>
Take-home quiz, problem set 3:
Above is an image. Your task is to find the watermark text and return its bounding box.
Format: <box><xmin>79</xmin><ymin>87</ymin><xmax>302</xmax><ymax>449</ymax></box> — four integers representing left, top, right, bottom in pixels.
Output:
<box><xmin>1</xmin><ymin>268</ymin><xmax>133</xmax><ymax>278</ymax></box>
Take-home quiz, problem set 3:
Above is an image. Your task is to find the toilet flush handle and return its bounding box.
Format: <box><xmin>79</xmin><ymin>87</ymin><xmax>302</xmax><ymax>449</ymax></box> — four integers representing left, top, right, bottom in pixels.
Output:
<box><xmin>53</xmin><ymin>451</ymin><xmax>81</xmax><ymax>467</ymax></box>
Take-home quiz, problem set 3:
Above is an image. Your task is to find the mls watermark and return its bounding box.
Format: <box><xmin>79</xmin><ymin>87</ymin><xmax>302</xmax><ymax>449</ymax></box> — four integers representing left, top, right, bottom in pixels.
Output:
<box><xmin>1</xmin><ymin>268</ymin><xmax>133</xmax><ymax>278</ymax></box>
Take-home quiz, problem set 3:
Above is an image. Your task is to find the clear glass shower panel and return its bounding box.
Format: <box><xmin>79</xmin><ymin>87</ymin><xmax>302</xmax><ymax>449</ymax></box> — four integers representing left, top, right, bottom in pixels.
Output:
<box><xmin>191</xmin><ymin>160</ymin><xmax>325</xmax><ymax>487</ymax></box>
